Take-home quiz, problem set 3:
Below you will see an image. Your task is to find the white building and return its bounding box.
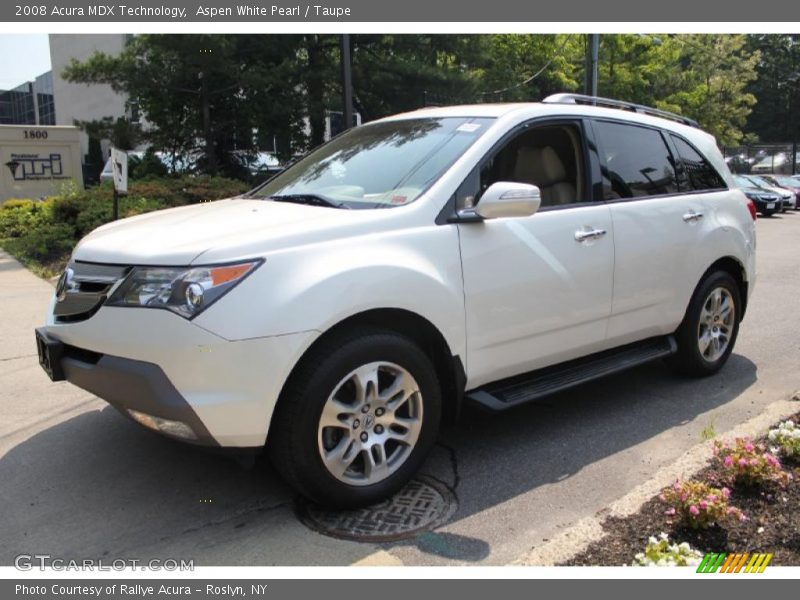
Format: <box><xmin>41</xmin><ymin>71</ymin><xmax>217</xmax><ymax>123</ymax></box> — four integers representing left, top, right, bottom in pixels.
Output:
<box><xmin>49</xmin><ymin>34</ymin><xmax>136</xmax><ymax>157</ymax></box>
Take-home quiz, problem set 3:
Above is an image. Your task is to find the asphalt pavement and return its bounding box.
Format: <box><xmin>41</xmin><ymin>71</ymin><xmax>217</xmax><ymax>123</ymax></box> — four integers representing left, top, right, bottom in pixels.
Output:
<box><xmin>1</xmin><ymin>213</ymin><xmax>799</xmax><ymax>566</ymax></box>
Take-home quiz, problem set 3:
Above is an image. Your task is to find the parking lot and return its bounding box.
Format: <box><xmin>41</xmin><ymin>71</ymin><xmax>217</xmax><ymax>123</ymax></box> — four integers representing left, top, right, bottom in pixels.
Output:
<box><xmin>1</xmin><ymin>212</ymin><xmax>799</xmax><ymax>567</ymax></box>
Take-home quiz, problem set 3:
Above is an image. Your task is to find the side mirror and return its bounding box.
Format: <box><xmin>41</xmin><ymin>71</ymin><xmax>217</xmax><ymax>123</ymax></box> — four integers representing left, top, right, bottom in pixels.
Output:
<box><xmin>474</xmin><ymin>182</ymin><xmax>541</xmax><ymax>220</ymax></box>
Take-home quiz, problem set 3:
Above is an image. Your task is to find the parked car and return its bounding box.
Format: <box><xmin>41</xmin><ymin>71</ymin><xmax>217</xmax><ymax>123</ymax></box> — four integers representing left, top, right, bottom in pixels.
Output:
<box><xmin>732</xmin><ymin>176</ymin><xmax>782</xmax><ymax>217</ymax></box>
<box><xmin>741</xmin><ymin>174</ymin><xmax>795</xmax><ymax>212</ymax></box>
<box><xmin>36</xmin><ymin>94</ymin><xmax>756</xmax><ymax>508</ymax></box>
<box><xmin>759</xmin><ymin>174</ymin><xmax>800</xmax><ymax>210</ymax></box>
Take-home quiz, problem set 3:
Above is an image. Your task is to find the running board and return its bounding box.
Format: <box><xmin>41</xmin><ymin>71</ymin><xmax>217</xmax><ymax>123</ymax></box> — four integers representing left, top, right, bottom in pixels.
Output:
<box><xmin>466</xmin><ymin>336</ymin><xmax>677</xmax><ymax>411</ymax></box>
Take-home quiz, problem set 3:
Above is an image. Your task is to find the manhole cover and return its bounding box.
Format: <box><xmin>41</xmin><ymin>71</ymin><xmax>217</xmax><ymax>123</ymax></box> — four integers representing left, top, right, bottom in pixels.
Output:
<box><xmin>297</xmin><ymin>476</ymin><xmax>458</xmax><ymax>542</ymax></box>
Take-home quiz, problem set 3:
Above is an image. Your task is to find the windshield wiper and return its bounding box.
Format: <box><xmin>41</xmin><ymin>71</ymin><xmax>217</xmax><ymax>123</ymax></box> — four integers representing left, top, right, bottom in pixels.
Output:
<box><xmin>268</xmin><ymin>194</ymin><xmax>351</xmax><ymax>209</ymax></box>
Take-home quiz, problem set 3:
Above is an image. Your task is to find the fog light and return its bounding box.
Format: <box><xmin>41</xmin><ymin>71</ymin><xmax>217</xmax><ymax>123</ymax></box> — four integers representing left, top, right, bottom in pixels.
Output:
<box><xmin>127</xmin><ymin>409</ymin><xmax>198</xmax><ymax>441</ymax></box>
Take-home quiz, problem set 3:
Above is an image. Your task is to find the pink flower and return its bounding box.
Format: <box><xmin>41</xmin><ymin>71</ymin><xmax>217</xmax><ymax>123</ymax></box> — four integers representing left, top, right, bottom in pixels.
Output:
<box><xmin>707</xmin><ymin>494</ymin><xmax>718</xmax><ymax>502</ymax></box>
<box><xmin>739</xmin><ymin>513</ymin><xmax>749</xmax><ymax>522</ymax></box>
<box><xmin>673</xmin><ymin>481</ymin><xmax>682</xmax><ymax>491</ymax></box>
<box><xmin>699</xmin><ymin>501</ymin><xmax>708</xmax><ymax>510</ymax></box>
<box><xmin>680</xmin><ymin>492</ymin><xmax>688</xmax><ymax>502</ymax></box>
<box><xmin>689</xmin><ymin>505</ymin><xmax>700</xmax><ymax>516</ymax></box>
<box><xmin>665</xmin><ymin>508</ymin><xmax>676</xmax><ymax>516</ymax></box>
<box><xmin>765</xmin><ymin>454</ymin><xmax>779</xmax><ymax>467</ymax></box>
<box><xmin>722</xmin><ymin>487</ymin><xmax>731</xmax><ymax>499</ymax></box>
<box><xmin>738</xmin><ymin>458</ymin><xmax>748</xmax><ymax>467</ymax></box>
<box><xmin>724</xmin><ymin>456</ymin><xmax>734</xmax><ymax>467</ymax></box>
<box><xmin>750</xmin><ymin>458</ymin><xmax>759</xmax><ymax>466</ymax></box>
<box><xmin>745</xmin><ymin>442</ymin><xmax>754</xmax><ymax>452</ymax></box>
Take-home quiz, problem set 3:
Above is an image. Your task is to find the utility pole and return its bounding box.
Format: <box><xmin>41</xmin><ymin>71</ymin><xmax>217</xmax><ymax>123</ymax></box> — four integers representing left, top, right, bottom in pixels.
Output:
<box><xmin>584</xmin><ymin>34</ymin><xmax>599</xmax><ymax>97</ymax></box>
<box><xmin>199</xmin><ymin>70</ymin><xmax>216</xmax><ymax>175</ymax></box>
<box><xmin>340</xmin><ymin>34</ymin><xmax>354</xmax><ymax>132</ymax></box>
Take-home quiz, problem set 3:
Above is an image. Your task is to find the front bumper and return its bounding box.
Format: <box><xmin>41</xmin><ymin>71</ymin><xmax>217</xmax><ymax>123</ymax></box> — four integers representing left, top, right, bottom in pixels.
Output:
<box><xmin>39</xmin><ymin>302</ymin><xmax>316</xmax><ymax>447</ymax></box>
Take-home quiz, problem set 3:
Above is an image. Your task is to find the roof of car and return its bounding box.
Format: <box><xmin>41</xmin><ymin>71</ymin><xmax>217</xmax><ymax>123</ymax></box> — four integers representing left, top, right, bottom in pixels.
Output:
<box><xmin>379</xmin><ymin>101</ymin><xmax>707</xmax><ymax>139</ymax></box>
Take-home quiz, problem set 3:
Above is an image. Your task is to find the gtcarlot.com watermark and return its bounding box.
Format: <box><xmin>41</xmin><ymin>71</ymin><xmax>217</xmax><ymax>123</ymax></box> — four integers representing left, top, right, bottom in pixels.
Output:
<box><xmin>14</xmin><ymin>554</ymin><xmax>194</xmax><ymax>571</ymax></box>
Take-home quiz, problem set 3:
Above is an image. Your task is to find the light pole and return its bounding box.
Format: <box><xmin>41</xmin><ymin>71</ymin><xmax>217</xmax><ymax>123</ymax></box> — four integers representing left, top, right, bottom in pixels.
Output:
<box><xmin>584</xmin><ymin>34</ymin><xmax>599</xmax><ymax>97</ymax></box>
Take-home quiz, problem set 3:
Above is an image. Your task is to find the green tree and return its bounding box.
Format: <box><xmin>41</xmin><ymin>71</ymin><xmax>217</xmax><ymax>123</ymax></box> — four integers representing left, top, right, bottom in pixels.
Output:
<box><xmin>472</xmin><ymin>34</ymin><xmax>581</xmax><ymax>102</ymax></box>
<box><xmin>659</xmin><ymin>35</ymin><xmax>759</xmax><ymax>146</ymax></box>
<box><xmin>744</xmin><ymin>35</ymin><xmax>800</xmax><ymax>143</ymax></box>
<box><xmin>62</xmin><ymin>34</ymin><xmax>308</xmax><ymax>177</ymax></box>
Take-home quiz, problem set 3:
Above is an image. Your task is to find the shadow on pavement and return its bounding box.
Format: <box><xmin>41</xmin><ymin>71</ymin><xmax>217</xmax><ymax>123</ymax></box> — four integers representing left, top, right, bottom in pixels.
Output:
<box><xmin>0</xmin><ymin>352</ymin><xmax>756</xmax><ymax>565</ymax></box>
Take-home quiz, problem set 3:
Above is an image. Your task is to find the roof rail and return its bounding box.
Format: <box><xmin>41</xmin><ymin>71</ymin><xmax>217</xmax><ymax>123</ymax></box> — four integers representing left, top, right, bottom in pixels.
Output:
<box><xmin>542</xmin><ymin>93</ymin><xmax>699</xmax><ymax>128</ymax></box>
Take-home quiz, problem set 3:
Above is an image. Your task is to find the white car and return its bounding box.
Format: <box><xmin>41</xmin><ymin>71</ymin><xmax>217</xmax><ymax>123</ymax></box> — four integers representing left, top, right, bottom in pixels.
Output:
<box><xmin>36</xmin><ymin>95</ymin><xmax>756</xmax><ymax>507</ymax></box>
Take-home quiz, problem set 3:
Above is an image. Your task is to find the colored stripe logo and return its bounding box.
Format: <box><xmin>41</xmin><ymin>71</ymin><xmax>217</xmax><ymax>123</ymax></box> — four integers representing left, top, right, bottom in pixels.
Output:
<box><xmin>697</xmin><ymin>552</ymin><xmax>772</xmax><ymax>573</ymax></box>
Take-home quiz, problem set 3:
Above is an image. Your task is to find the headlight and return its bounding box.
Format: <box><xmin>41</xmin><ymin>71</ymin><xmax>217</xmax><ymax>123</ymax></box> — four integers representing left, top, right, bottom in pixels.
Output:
<box><xmin>106</xmin><ymin>259</ymin><xmax>262</xmax><ymax>319</ymax></box>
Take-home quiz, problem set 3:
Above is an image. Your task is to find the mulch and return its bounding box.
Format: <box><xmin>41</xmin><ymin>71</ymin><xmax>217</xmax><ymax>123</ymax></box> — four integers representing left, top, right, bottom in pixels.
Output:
<box><xmin>563</xmin><ymin>412</ymin><xmax>800</xmax><ymax>566</ymax></box>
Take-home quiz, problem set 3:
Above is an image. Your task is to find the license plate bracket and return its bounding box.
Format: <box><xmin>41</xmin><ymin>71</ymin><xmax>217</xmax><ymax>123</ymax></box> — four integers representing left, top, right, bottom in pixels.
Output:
<box><xmin>35</xmin><ymin>328</ymin><xmax>65</xmax><ymax>381</ymax></box>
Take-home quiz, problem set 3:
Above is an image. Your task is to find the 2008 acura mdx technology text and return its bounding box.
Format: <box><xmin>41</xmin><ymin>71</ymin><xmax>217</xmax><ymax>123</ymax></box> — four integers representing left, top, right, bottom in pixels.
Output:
<box><xmin>36</xmin><ymin>94</ymin><xmax>757</xmax><ymax>507</ymax></box>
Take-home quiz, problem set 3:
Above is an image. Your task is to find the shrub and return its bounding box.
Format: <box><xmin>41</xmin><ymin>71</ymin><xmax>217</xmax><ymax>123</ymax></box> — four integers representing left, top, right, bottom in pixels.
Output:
<box><xmin>633</xmin><ymin>532</ymin><xmax>703</xmax><ymax>567</ymax></box>
<box><xmin>0</xmin><ymin>200</ymin><xmax>50</xmax><ymax>239</ymax></box>
<box><xmin>3</xmin><ymin>222</ymin><xmax>75</xmax><ymax>264</ymax></box>
<box><xmin>712</xmin><ymin>437</ymin><xmax>793</xmax><ymax>488</ymax></box>
<box><xmin>660</xmin><ymin>479</ymin><xmax>745</xmax><ymax>529</ymax></box>
<box><xmin>768</xmin><ymin>420</ymin><xmax>800</xmax><ymax>459</ymax></box>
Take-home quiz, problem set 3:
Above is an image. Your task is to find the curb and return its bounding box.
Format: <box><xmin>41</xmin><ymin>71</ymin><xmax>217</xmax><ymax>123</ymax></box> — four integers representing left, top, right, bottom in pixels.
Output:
<box><xmin>511</xmin><ymin>393</ymin><xmax>800</xmax><ymax>566</ymax></box>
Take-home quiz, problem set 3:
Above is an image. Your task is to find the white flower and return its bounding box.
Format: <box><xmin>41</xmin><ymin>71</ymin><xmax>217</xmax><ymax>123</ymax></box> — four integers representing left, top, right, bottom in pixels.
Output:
<box><xmin>757</xmin><ymin>526</ymin><xmax>765</xmax><ymax>534</ymax></box>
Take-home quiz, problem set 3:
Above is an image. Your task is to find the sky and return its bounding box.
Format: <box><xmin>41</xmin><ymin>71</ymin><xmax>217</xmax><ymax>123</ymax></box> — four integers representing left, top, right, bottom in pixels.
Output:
<box><xmin>0</xmin><ymin>34</ymin><xmax>52</xmax><ymax>90</ymax></box>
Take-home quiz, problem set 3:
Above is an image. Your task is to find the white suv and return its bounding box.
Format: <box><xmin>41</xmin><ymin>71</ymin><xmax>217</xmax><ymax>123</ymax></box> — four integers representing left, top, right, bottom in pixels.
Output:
<box><xmin>36</xmin><ymin>95</ymin><xmax>757</xmax><ymax>507</ymax></box>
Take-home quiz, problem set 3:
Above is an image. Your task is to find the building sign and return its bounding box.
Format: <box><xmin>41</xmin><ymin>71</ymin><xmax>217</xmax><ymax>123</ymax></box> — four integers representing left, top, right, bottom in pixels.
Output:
<box><xmin>5</xmin><ymin>152</ymin><xmax>68</xmax><ymax>181</ymax></box>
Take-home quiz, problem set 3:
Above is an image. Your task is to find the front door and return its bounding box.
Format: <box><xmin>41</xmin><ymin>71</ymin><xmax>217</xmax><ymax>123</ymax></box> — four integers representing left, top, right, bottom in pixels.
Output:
<box><xmin>457</xmin><ymin>120</ymin><xmax>615</xmax><ymax>388</ymax></box>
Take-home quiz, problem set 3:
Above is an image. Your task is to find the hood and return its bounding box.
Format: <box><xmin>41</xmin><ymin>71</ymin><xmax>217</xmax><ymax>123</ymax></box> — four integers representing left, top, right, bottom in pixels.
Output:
<box><xmin>72</xmin><ymin>197</ymin><xmax>379</xmax><ymax>265</ymax></box>
<box><xmin>738</xmin><ymin>186</ymin><xmax>778</xmax><ymax>198</ymax></box>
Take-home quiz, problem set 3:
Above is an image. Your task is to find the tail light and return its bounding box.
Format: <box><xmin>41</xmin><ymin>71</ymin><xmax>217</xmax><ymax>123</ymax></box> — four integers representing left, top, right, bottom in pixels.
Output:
<box><xmin>746</xmin><ymin>199</ymin><xmax>757</xmax><ymax>221</ymax></box>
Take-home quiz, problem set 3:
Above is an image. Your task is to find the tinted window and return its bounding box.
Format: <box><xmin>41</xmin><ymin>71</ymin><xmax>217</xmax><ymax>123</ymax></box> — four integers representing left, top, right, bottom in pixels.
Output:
<box><xmin>671</xmin><ymin>135</ymin><xmax>726</xmax><ymax>191</ymax></box>
<box><xmin>594</xmin><ymin>121</ymin><xmax>678</xmax><ymax>199</ymax></box>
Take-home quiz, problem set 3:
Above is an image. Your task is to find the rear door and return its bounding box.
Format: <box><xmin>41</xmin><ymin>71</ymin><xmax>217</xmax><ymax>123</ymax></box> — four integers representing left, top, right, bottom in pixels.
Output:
<box><xmin>592</xmin><ymin>119</ymin><xmax>712</xmax><ymax>345</ymax></box>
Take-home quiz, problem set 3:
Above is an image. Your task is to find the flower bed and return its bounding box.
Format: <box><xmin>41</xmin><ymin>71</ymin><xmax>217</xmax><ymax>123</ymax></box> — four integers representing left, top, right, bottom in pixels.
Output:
<box><xmin>563</xmin><ymin>411</ymin><xmax>800</xmax><ymax>566</ymax></box>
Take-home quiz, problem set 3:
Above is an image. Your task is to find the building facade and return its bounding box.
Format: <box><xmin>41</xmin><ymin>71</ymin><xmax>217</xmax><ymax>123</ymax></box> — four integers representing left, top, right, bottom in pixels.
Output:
<box><xmin>49</xmin><ymin>34</ymin><xmax>135</xmax><ymax>156</ymax></box>
<box><xmin>0</xmin><ymin>71</ymin><xmax>55</xmax><ymax>126</ymax></box>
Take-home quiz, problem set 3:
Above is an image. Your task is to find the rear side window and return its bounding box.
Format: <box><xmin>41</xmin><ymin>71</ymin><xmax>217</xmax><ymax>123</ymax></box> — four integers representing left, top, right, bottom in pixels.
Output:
<box><xmin>670</xmin><ymin>135</ymin><xmax>726</xmax><ymax>191</ymax></box>
<box><xmin>593</xmin><ymin>120</ymin><xmax>679</xmax><ymax>200</ymax></box>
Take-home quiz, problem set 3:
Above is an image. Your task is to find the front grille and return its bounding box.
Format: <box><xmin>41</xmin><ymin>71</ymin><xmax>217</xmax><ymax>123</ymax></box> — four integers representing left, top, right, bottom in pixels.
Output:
<box><xmin>54</xmin><ymin>261</ymin><xmax>129</xmax><ymax>323</ymax></box>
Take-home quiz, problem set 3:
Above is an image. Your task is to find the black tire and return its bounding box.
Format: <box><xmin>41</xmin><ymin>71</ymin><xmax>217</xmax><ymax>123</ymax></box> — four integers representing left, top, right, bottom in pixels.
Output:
<box><xmin>268</xmin><ymin>328</ymin><xmax>441</xmax><ymax>508</ymax></box>
<box><xmin>667</xmin><ymin>271</ymin><xmax>741</xmax><ymax>377</ymax></box>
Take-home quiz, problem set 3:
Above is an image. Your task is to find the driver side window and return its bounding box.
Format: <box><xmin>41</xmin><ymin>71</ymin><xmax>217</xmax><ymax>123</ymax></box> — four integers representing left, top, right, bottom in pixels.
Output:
<box><xmin>456</xmin><ymin>121</ymin><xmax>588</xmax><ymax>211</ymax></box>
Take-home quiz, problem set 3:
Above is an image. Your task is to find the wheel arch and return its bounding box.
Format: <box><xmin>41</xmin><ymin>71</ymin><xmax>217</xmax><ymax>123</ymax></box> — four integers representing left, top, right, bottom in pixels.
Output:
<box><xmin>268</xmin><ymin>308</ymin><xmax>466</xmax><ymax>442</ymax></box>
<box><xmin>700</xmin><ymin>256</ymin><xmax>749</xmax><ymax>319</ymax></box>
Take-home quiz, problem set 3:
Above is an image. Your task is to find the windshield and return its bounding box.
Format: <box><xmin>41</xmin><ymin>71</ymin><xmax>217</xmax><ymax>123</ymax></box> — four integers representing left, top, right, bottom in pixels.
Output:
<box><xmin>733</xmin><ymin>176</ymin><xmax>753</xmax><ymax>188</ymax></box>
<box><xmin>250</xmin><ymin>117</ymin><xmax>494</xmax><ymax>209</ymax></box>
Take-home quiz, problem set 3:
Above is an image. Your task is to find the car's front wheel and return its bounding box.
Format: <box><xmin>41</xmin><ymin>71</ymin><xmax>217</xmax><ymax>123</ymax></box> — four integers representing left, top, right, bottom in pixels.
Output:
<box><xmin>268</xmin><ymin>329</ymin><xmax>441</xmax><ymax>508</ymax></box>
<box><xmin>667</xmin><ymin>270</ymin><xmax>741</xmax><ymax>377</ymax></box>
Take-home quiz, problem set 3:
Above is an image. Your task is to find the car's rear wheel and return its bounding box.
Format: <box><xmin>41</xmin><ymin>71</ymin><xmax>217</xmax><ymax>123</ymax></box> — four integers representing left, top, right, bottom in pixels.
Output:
<box><xmin>268</xmin><ymin>328</ymin><xmax>441</xmax><ymax>508</ymax></box>
<box><xmin>667</xmin><ymin>270</ymin><xmax>741</xmax><ymax>377</ymax></box>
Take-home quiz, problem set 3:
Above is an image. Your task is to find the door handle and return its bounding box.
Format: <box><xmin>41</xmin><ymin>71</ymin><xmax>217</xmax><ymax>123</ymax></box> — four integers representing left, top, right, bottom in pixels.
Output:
<box><xmin>574</xmin><ymin>228</ymin><xmax>608</xmax><ymax>242</ymax></box>
<box><xmin>682</xmin><ymin>211</ymin><xmax>704</xmax><ymax>223</ymax></box>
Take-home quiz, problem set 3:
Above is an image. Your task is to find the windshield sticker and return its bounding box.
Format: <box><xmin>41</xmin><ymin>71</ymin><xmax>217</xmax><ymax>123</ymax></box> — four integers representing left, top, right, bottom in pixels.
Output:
<box><xmin>391</xmin><ymin>195</ymin><xmax>409</xmax><ymax>205</ymax></box>
<box><xmin>456</xmin><ymin>123</ymin><xmax>481</xmax><ymax>133</ymax></box>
